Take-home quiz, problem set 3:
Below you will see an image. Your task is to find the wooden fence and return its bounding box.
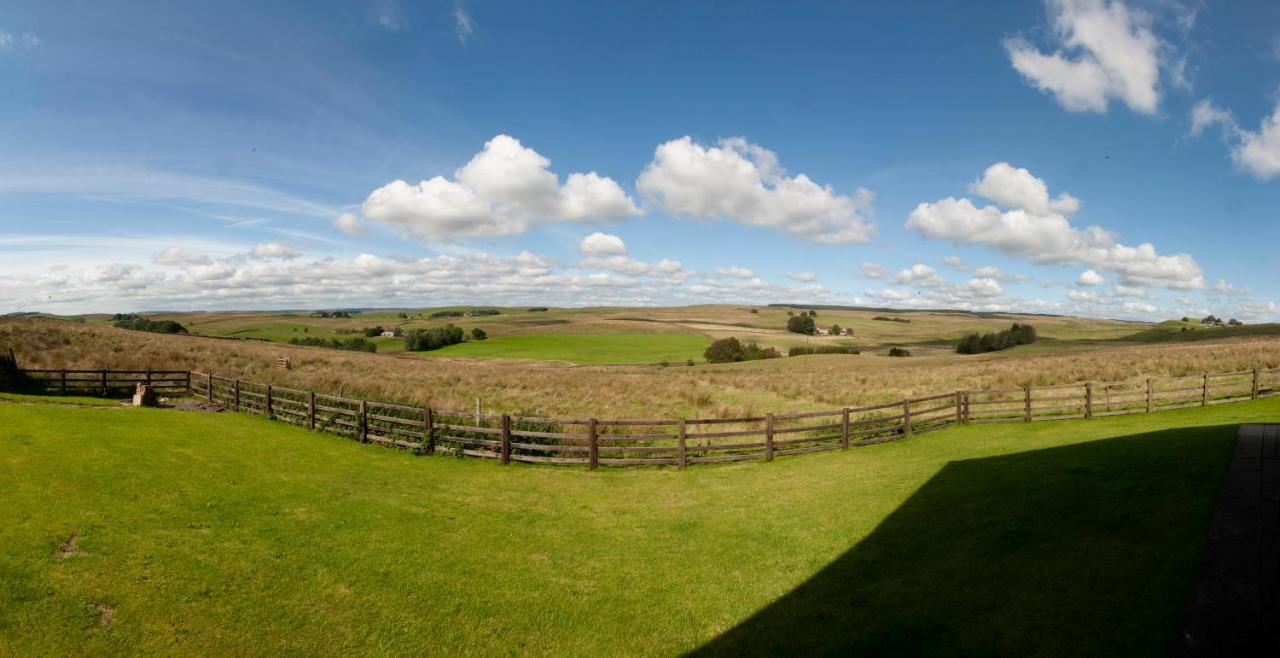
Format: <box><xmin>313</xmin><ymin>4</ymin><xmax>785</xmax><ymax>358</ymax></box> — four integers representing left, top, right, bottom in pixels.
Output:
<box><xmin>14</xmin><ymin>366</ymin><xmax>1280</xmax><ymax>469</ymax></box>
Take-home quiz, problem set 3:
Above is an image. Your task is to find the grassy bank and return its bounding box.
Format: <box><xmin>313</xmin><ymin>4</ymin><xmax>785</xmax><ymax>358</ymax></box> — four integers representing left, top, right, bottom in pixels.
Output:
<box><xmin>3</xmin><ymin>396</ymin><xmax>1275</xmax><ymax>655</ymax></box>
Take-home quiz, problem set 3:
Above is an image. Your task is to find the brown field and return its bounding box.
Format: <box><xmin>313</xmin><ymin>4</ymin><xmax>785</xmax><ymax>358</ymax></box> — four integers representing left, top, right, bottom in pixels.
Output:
<box><xmin>6</xmin><ymin>314</ymin><xmax>1280</xmax><ymax>419</ymax></box>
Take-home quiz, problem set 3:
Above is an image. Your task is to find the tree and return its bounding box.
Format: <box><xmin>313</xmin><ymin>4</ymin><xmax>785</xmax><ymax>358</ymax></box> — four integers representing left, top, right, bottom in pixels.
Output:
<box><xmin>786</xmin><ymin>314</ymin><xmax>816</xmax><ymax>335</ymax></box>
<box><xmin>704</xmin><ymin>337</ymin><xmax>744</xmax><ymax>363</ymax></box>
<box><xmin>807</xmin><ymin>310</ymin><xmax>817</xmax><ymax>317</ymax></box>
<box><xmin>471</xmin><ymin>327</ymin><xmax>487</xmax><ymax>340</ymax></box>
<box><xmin>829</xmin><ymin>324</ymin><xmax>842</xmax><ymax>336</ymax></box>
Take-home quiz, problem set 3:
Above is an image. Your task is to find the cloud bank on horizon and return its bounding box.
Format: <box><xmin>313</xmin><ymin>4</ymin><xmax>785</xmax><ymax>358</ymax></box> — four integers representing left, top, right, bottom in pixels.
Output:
<box><xmin>0</xmin><ymin>0</ymin><xmax>1277</xmax><ymax>323</ymax></box>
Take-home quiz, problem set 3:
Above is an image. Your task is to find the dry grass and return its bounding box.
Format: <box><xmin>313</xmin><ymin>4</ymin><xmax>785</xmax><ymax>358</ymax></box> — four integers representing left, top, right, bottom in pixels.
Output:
<box><xmin>6</xmin><ymin>317</ymin><xmax>1280</xmax><ymax>419</ymax></box>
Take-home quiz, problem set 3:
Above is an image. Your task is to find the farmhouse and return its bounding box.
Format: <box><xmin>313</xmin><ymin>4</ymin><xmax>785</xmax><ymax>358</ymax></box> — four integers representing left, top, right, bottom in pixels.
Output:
<box><xmin>380</xmin><ymin>330</ymin><xmax>396</xmax><ymax>338</ymax></box>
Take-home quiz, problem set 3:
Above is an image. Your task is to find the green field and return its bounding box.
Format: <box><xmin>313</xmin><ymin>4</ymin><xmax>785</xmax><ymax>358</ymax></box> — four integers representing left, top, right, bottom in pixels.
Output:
<box><xmin>3</xmin><ymin>395</ymin><xmax>1273</xmax><ymax>655</ymax></box>
<box><xmin>420</xmin><ymin>332</ymin><xmax>710</xmax><ymax>364</ymax></box>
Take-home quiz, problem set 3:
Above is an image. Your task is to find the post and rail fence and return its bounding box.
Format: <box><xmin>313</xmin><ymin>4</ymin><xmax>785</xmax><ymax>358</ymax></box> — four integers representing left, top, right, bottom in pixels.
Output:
<box><xmin>8</xmin><ymin>365</ymin><xmax>1280</xmax><ymax>470</ymax></box>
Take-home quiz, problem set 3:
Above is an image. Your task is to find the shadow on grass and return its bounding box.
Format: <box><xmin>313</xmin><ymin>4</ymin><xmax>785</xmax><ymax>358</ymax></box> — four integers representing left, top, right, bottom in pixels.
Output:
<box><xmin>692</xmin><ymin>425</ymin><xmax>1239</xmax><ymax>658</ymax></box>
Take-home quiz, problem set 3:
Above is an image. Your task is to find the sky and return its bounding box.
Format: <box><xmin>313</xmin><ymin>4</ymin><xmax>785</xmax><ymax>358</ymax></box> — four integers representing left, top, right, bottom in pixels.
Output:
<box><xmin>1</xmin><ymin>0</ymin><xmax>1278</xmax><ymax>321</ymax></box>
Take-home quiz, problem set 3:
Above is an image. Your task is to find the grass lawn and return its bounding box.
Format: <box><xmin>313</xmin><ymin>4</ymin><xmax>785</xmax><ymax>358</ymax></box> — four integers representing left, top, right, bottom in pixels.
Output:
<box><xmin>417</xmin><ymin>332</ymin><xmax>710</xmax><ymax>364</ymax></box>
<box><xmin>2</xmin><ymin>397</ymin><xmax>1275</xmax><ymax>655</ymax></box>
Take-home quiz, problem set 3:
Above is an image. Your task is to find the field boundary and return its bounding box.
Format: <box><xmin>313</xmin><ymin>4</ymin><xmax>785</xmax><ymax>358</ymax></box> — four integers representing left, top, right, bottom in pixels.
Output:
<box><xmin>14</xmin><ymin>366</ymin><xmax>1280</xmax><ymax>469</ymax></box>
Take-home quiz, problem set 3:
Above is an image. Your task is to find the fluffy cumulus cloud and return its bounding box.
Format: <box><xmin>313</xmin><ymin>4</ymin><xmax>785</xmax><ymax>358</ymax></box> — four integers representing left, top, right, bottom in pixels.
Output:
<box><xmin>1077</xmin><ymin>269</ymin><xmax>1104</xmax><ymax>286</ymax></box>
<box><xmin>152</xmin><ymin>247</ymin><xmax>211</xmax><ymax>266</ymax></box>
<box><xmin>906</xmin><ymin>162</ymin><xmax>1206</xmax><ymax>290</ymax></box>
<box><xmin>1191</xmin><ymin>99</ymin><xmax>1280</xmax><ymax>181</ymax></box>
<box><xmin>576</xmin><ymin>232</ymin><xmax>688</xmax><ymax>283</ymax></box>
<box><xmin>894</xmin><ymin>264</ymin><xmax>946</xmax><ymax>288</ymax></box>
<box><xmin>859</xmin><ymin>262</ymin><xmax>888</xmax><ymax>279</ymax></box>
<box><xmin>361</xmin><ymin>135</ymin><xmax>639</xmax><ymax>241</ymax></box>
<box><xmin>250</xmin><ymin>241</ymin><xmax>300</xmax><ymax>260</ymax></box>
<box><xmin>716</xmin><ymin>266</ymin><xmax>755</xmax><ymax>279</ymax></box>
<box><xmin>636</xmin><ymin>136</ymin><xmax>876</xmax><ymax>244</ymax></box>
<box><xmin>1005</xmin><ymin>0</ymin><xmax>1164</xmax><ymax>114</ymax></box>
<box><xmin>942</xmin><ymin>255</ymin><xmax>969</xmax><ymax>271</ymax></box>
<box><xmin>333</xmin><ymin>212</ymin><xmax>368</xmax><ymax>236</ymax></box>
<box><xmin>785</xmin><ymin>271</ymin><xmax>817</xmax><ymax>282</ymax></box>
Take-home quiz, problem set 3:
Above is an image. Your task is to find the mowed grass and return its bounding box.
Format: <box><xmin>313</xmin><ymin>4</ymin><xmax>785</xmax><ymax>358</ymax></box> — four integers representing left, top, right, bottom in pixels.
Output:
<box><xmin>3</xmin><ymin>397</ymin><xmax>1274</xmax><ymax>655</ymax></box>
<box><xmin>418</xmin><ymin>332</ymin><xmax>709</xmax><ymax>364</ymax></box>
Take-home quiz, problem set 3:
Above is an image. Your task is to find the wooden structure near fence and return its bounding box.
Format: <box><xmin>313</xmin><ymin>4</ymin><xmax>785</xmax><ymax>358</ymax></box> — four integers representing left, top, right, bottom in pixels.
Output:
<box><xmin>15</xmin><ymin>366</ymin><xmax>1280</xmax><ymax>469</ymax></box>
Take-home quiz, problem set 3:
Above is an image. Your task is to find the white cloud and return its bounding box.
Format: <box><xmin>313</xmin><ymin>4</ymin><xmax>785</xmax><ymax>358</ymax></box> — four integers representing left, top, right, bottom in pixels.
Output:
<box><xmin>716</xmin><ymin>266</ymin><xmax>755</xmax><ymax>279</ymax></box>
<box><xmin>333</xmin><ymin>212</ymin><xmax>368</xmax><ymax>236</ymax></box>
<box><xmin>942</xmin><ymin>255</ymin><xmax>969</xmax><ymax>271</ymax></box>
<box><xmin>906</xmin><ymin>162</ymin><xmax>1205</xmax><ymax>290</ymax></box>
<box><xmin>859</xmin><ymin>262</ymin><xmax>888</xmax><ymax>279</ymax></box>
<box><xmin>785</xmin><ymin>271</ymin><xmax>817</xmax><ymax>282</ymax></box>
<box><xmin>152</xmin><ymin>247</ymin><xmax>211</xmax><ymax>266</ymax></box>
<box><xmin>1005</xmin><ymin>0</ymin><xmax>1164</xmax><ymax>114</ymax></box>
<box><xmin>579</xmin><ymin>232</ymin><xmax>627</xmax><ymax>256</ymax></box>
<box><xmin>1077</xmin><ymin>269</ymin><xmax>1104</xmax><ymax>286</ymax></box>
<box><xmin>965</xmin><ymin>277</ymin><xmax>1004</xmax><ymax>297</ymax></box>
<box><xmin>636</xmin><ymin>136</ymin><xmax>876</xmax><ymax>244</ymax></box>
<box><xmin>0</xmin><ymin>31</ymin><xmax>39</xmax><ymax>51</ymax></box>
<box><xmin>1112</xmin><ymin>284</ymin><xmax>1150</xmax><ymax>298</ymax></box>
<box><xmin>250</xmin><ymin>241</ymin><xmax>300</xmax><ymax>260</ymax></box>
<box><xmin>1234</xmin><ymin>301</ymin><xmax>1280</xmax><ymax>322</ymax></box>
<box><xmin>1188</xmin><ymin>98</ymin><xmax>1280</xmax><ymax>181</ymax></box>
<box><xmin>895</xmin><ymin>264</ymin><xmax>946</xmax><ymax>288</ymax></box>
<box><xmin>453</xmin><ymin>2</ymin><xmax>476</xmax><ymax>43</ymax></box>
<box><xmin>362</xmin><ymin>135</ymin><xmax>639</xmax><ymax>241</ymax></box>
<box><xmin>1068</xmin><ymin>289</ymin><xmax>1099</xmax><ymax>302</ymax></box>
<box><xmin>974</xmin><ymin>265</ymin><xmax>1004</xmax><ymax>279</ymax></box>
<box><xmin>971</xmin><ymin>162</ymin><xmax>1079</xmax><ymax>215</ymax></box>
<box><xmin>1208</xmin><ymin>278</ymin><xmax>1251</xmax><ymax>297</ymax></box>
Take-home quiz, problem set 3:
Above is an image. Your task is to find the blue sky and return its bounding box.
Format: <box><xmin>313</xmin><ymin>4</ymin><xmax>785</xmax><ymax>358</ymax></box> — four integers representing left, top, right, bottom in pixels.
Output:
<box><xmin>1</xmin><ymin>0</ymin><xmax>1278</xmax><ymax>320</ymax></box>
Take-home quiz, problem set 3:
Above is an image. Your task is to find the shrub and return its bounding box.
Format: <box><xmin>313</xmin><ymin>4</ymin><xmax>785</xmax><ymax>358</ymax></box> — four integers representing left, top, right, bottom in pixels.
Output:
<box><xmin>404</xmin><ymin>324</ymin><xmax>465</xmax><ymax>351</ymax></box>
<box><xmin>471</xmin><ymin>328</ymin><xmax>487</xmax><ymax>340</ymax></box>
<box><xmin>741</xmin><ymin>341</ymin><xmax>781</xmax><ymax>361</ymax></box>
<box><xmin>789</xmin><ymin>345</ymin><xmax>860</xmax><ymax>356</ymax></box>
<box><xmin>527</xmin><ymin>307</ymin><xmax>549</xmax><ymax>312</ymax></box>
<box><xmin>685</xmin><ymin>359</ymin><xmax>695</xmax><ymax>366</ymax></box>
<box><xmin>786</xmin><ymin>315</ymin><xmax>816</xmax><ymax>335</ymax></box>
<box><xmin>955</xmin><ymin>323</ymin><xmax>1037</xmax><ymax>355</ymax></box>
<box><xmin>749</xmin><ymin>308</ymin><xmax>758</xmax><ymax>314</ymax></box>
<box><xmin>704</xmin><ymin>337</ymin><xmax>744</xmax><ymax>363</ymax></box>
<box><xmin>429</xmin><ymin>310</ymin><xmax>464</xmax><ymax>318</ymax></box>
<box><xmin>288</xmin><ymin>336</ymin><xmax>377</xmax><ymax>352</ymax></box>
<box><xmin>873</xmin><ymin>316</ymin><xmax>910</xmax><ymax>323</ymax></box>
<box><xmin>888</xmin><ymin>347</ymin><xmax>911</xmax><ymax>357</ymax></box>
<box><xmin>363</xmin><ymin>326</ymin><xmax>384</xmax><ymax>338</ymax></box>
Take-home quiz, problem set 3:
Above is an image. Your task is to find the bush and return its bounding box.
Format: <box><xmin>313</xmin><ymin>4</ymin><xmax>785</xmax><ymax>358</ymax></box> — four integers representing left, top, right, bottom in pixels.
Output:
<box><xmin>888</xmin><ymin>347</ymin><xmax>911</xmax><ymax>357</ymax></box>
<box><xmin>404</xmin><ymin>324</ymin><xmax>465</xmax><ymax>351</ymax></box>
<box><xmin>471</xmin><ymin>328</ymin><xmax>487</xmax><ymax>340</ymax></box>
<box><xmin>786</xmin><ymin>315</ymin><xmax>816</xmax><ymax>335</ymax></box>
<box><xmin>288</xmin><ymin>336</ymin><xmax>377</xmax><ymax>352</ymax></box>
<box><xmin>955</xmin><ymin>323</ymin><xmax>1037</xmax><ymax>354</ymax></box>
<box><xmin>704</xmin><ymin>337</ymin><xmax>744</xmax><ymax>363</ymax></box>
<box><xmin>789</xmin><ymin>345</ymin><xmax>860</xmax><ymax>356</ymax></box>
<box><xmin>527</xmin><ymin>307</ymin><xmax>549</xmax><ymax>312</ymax></box>
<box><xmin>429</xmin><ymin>310</ymin><xmax>464</xmax><ymax>318</ymax></box>
<box><xmin>363</xmin><ymin>326</ymin><xmax>384</xmax><ymax>337</ymax></box>
<box><xmin>741</xmin><ymin>341</ymin><xmax>781</xmax><ymax>361</ymax></box>
<box><xmin>873</xmin><ymin>316</ymin><xmax>910</xmax><ymax>323</ymax></box>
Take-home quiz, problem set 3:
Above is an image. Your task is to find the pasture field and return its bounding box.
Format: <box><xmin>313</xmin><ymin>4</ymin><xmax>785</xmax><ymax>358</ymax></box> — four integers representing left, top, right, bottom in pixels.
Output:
<box><xmin>4</xmin><ymin>317</ymin><xmax>1280</xmax><ymax>418</ymax></box>
<box><xmin>421</xmin><ymin>332</ymin><xmax>709</xmax><ymax>364</ymax></box>
<box><xmin>2</xmin><ymin>395</ymin><xmax>1275</xmax><ymax>655</ymax></box>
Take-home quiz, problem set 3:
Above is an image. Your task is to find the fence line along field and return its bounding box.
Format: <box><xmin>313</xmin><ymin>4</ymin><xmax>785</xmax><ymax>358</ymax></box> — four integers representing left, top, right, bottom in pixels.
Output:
<box><xmin>4</xmin><ymin>312</ymin><xmax>1280</xmax><ymax>419</ymax></box>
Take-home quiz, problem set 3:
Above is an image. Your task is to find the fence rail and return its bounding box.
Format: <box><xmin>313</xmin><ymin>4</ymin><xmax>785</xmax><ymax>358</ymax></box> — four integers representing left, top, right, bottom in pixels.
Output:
<box><xmin>14</xmin><ymin>365</ymin><xmax>1280</xmax><ymax>469</ymax></box>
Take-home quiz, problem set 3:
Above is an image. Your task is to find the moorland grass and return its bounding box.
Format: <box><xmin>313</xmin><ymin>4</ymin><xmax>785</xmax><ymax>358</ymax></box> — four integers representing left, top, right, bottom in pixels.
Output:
<box><xmin>3</xmin><ymin>396</ymin><xmax>1277</xmax><ymax>655</ymax></box>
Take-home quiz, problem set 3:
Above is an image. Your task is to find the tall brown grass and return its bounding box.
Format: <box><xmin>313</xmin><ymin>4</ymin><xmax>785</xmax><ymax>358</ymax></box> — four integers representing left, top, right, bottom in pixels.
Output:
<box><xmin>5</xmin><ymin>318</ymin><xmax>1280</xmax><ymax>419</ymax></box>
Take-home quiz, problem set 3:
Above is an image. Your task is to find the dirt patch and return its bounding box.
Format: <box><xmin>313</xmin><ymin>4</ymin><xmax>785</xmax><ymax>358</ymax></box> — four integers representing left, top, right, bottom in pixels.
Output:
<box><xmin>55</xmin><ymin>532</ymin><xmax>86</xmax><ymax>559</ymax></box>
<box><xmin>93</xmin><ymin>603</ymin><xmax>115</xmax><ymax>627</ymax></box>
<box><xmin>172</xmin><ymin>400</ymin><xmax>226</xmax><ymax>412</ymax></box>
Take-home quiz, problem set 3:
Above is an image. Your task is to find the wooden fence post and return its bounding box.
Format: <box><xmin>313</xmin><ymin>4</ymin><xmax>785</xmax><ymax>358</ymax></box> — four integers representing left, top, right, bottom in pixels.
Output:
<box><xmin>903</xmin><ymin>400</ymin><xmax>913</xmax><ymax>437</ymax></box>
<box><xmin>265</xmin><ymin>385</ymin><xmax>273</xmax><ymax>418</ymax></box>
<box><xmin>962</xmin><ymin>392</ymin><xmax>971</xmax><ymax>424</ymax></box>
<box><xmin>1085</xmin><ymin>383</ymin><xmax>1093</xmax><ymax>419</ymax></box>
<box><xmin>60</xmin><ymin>370</ymin><xmax>67</xmax><ymax>394</ymax></box>
<box><xmin>424</xmin><ymin>408</ymin><xmax>435</xmax><ymax>455</ymax></box>
<box><xmin>588</xmin><ymin>418</ymin><xmax>599</xmax><ymax>471</ymax></box>
<box><xmin>677</xmin><ymin>419</ymin><xmax>688</xmax><ymax>469</ymax></box>
<box><xmin>185</xmin><ymin>370</ymin><xmax>192</xmax><ymax>394</ymax></box>
<box><xmin>954</xmin><ymin>392</ymin><xmax>962</xmax><ymax>426</ymax></box>
<box><xmin>500</xmin><ymin>414</ymin><xmax>511</xmax><ymax>464</ymax></box>
<box><xmin>1024</xmin><ymin>385</ymin><xmax>1032</xmax><ymax>423</ymax></box>
<box><xmin>1252</xmin><ymin>369</ymin><xmax>1260</xmax><ymax>399</ymax></box>
<box><xmin>308</xmin><ymin>391</ymin><xmax>316</xmax><ymax>430</ymax></box>
<box><xmin>765</xmin><ymin>413</ymin><xmax>775</xmax><ymax>461</ymax></box>
<box><xmin>101</xmin><ymin>369</ymin><xmax>108</xmax><ymax>397</ymax></box>
<box><xmin>233</xmin><ymin>379</ymin><xmax>241</xmax><ymax>412</ymax></box>
<box><xmin>1145</xmin><ymin>378</ymin><xmax>1153</xmax><ymax>413</ymax></box>
<box><xmin>1202</xmin><ymin>373</ymin><xmax>1209</xmax><ymax>406</ymax></box>
<box><xmin>206</xmin><ymin>372</ymin><xmax>213</xmax><ymax>403</ymax></box>
<box><xmin>841</xmin><ymin>408</ymin><xmax>850</xmax><ymax>450</ymax></box>
<box><xmin>145</xmin><ymin>369</ymin><xmax>151</xmax><ymax>386</ymax></box>
<box><xmin>359</xmin><ymin>400</ymin><xmax>368</xmax><ymax>443</ymax></box>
